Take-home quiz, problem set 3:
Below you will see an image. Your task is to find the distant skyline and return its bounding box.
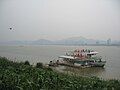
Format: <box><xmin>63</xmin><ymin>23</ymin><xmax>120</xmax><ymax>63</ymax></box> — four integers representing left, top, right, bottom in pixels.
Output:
<box><xmin>0</xmin><ymin>0</ymin><xmax>120</xmax><ymax>41</ymax></box>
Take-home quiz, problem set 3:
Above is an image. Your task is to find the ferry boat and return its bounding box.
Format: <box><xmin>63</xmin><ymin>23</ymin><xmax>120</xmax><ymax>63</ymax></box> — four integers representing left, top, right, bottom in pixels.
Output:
<box><xmin>58</xmin><ymin>49</ymin><xmax>106</xmax><ymax>67</ymax></box>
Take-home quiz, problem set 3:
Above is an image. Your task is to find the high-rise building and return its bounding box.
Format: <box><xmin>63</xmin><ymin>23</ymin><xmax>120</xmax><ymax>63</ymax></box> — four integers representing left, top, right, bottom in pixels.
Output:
<box><xmin>107</xmin><ymin>38</ymin><xmax>111</xmax><ymax>45</ymax></box>
<box><xmin>96</xmin><ymin>41</ymin><xmax>99</xmax><ymax>45</ymax></box>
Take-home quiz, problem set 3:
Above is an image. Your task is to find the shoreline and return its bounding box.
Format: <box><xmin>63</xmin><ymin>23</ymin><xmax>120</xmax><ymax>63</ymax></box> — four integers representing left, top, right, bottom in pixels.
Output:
<box><xmin>0</xmin><ymin>56</ymin><xmax>120</xmax><ymax>89</ymax></box>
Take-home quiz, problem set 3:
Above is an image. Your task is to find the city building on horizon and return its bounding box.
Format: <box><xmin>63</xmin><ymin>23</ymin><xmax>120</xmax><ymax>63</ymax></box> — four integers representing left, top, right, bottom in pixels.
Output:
<box><xmin>107</xmin><ymin>38</ymin><xmax>111</xmax><ymax>45</ymax></box>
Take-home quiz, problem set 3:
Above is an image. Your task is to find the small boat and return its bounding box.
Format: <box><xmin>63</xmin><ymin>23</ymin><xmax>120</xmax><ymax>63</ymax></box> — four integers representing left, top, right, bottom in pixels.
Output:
<box><xmin>58</xmin><ymin>49</ymin><xmax>106</xmax><ymax>67</ymax></box>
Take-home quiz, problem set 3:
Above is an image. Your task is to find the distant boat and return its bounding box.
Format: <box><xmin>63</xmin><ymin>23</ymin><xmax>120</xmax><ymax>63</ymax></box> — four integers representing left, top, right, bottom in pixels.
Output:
<box><xmin>57</xmin><ymin>49</ymin><xmax>106</xmax><ymax>67</ymax></box>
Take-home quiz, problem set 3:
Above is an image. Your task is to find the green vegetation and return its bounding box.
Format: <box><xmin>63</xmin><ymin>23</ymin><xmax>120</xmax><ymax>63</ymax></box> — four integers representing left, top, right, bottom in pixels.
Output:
<box><xmin>24</xmin><ymin>61</ymin><xmax>30</xmax><ymax>66</ymax></box>
<box><xmin>0</xmin><ymin>56</ymin><xmax>120</xmax><ymax>90</ymax></box>
<box><xmin>36</xmin><ymin>62</ymin><xmax>43</xmax><ymax>68</ymax></box>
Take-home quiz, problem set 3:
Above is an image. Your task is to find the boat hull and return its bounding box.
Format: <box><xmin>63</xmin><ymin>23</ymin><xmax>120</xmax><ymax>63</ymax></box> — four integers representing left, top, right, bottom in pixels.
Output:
<box><xmin>74</xmin><ymin>60</ymin><xmax>106</xmax><ymax>67</ymax></box>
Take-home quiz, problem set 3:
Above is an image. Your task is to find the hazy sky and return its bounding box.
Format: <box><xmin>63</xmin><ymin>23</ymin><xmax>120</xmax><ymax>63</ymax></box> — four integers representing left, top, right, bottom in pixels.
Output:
<box><xmin>0</xmin><ymin>0</ymin><xmax>120</xmax><ymax>41</ymax></box>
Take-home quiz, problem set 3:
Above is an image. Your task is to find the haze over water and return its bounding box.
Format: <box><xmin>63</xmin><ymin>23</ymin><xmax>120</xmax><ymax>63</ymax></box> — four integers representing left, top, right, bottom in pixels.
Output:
<box><xmin>0</xmin><ymin>0</ymin><xmax>120</xmax><ymax>41</ymax></box>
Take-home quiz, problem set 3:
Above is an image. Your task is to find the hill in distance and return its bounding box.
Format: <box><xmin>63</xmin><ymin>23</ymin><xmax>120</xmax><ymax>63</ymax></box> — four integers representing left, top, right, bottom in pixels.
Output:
<box><xmin>0</xmin><ymin>36</ymin><xmax>120</xmax><ymax>45</ymax></box>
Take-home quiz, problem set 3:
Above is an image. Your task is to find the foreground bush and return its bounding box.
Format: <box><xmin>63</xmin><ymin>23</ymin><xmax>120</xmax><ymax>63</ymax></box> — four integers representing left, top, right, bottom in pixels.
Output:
<box><xmin>0</xmin><ymin>56</ymin><xmax>120</xmax><ymax>90</ymax></box>
<box><xmin>36</xmin><ymin>62</ymin><xmax>43</xmax><ymax>68</ymax></box>
<box><xmin>24</xmin><ymin>60</ymin><xmax>30</xmax><ymax>66</ymax></box>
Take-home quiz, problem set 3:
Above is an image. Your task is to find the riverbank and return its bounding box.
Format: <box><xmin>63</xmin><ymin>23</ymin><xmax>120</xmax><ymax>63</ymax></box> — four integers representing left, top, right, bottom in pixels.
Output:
<box><xmin>0</xmin><ymin>56</ymin><xmax>120</xmax><ymax>90</ymax></box>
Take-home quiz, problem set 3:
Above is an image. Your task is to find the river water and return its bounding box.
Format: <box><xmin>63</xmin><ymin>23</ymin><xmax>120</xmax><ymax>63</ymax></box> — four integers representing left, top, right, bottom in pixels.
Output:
<box><xmin>0</xmin><ymin>45</ymin><xmax>120</xmax><ymax>80</ymax></box>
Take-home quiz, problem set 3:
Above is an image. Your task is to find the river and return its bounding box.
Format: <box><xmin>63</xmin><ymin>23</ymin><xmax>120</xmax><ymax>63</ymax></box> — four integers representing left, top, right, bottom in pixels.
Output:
<box><xmin>0</xmin><ymin>45</ymin><xmax>120</xmax><ymax>80</ymax></box>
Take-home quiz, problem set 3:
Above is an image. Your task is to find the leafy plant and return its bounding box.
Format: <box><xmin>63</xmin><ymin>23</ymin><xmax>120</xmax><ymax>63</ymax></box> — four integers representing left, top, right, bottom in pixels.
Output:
<box><xmin>0</xmin><ymin>56</ymin><xmax>120</xmax><ymax>90</ymax></box>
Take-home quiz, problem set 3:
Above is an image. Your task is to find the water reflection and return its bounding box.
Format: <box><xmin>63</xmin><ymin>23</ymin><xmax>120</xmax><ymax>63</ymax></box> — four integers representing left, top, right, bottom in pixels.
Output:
<box><xmin>56</xmin><ymin>66</ymin><xmax>105</xmax><ymax>78</ymax></box>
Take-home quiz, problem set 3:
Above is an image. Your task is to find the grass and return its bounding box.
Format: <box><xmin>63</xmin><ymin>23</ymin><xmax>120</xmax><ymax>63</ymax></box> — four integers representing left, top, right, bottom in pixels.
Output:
<box><xmin>0</xmin><ymin>56</ymin><xmax>120</xmax><ymax>90</ymax></box>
